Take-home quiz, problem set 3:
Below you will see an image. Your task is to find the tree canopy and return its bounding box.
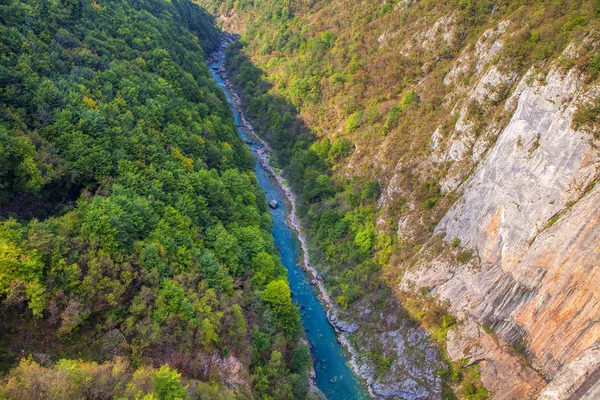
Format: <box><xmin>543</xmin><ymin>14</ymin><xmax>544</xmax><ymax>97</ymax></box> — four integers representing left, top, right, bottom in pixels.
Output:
<box><xmin>0</xmin><ymin>0</ymin><xmax>308</xmax><ymax>398</ymax></box>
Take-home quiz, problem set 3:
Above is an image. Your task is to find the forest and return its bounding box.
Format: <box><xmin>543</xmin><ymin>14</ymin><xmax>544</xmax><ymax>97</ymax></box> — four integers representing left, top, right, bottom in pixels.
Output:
<box><xmin>0</xmin><ymin>0</ymin><xmax>312</xmax><ymax>398</ymax></box>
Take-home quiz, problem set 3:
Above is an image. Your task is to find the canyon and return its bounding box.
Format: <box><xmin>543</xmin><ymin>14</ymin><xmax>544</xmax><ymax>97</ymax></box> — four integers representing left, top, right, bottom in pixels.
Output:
<box><xmin>1</xmin><ymin>0</ymin><xmax>599</xmax><ymax>398</ymax></box>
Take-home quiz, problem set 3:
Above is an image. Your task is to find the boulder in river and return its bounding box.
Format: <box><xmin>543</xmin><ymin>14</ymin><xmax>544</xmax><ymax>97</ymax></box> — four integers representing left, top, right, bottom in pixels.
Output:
<box><xmin>268</xmin><ymin>200</ymin><xmax>278</xmax><ymax>209</ymax></box>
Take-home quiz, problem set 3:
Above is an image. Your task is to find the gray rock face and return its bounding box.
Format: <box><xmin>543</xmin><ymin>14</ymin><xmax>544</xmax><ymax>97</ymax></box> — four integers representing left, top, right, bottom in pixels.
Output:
<box><xmin>438</xmin><ymin>66</ymin><xmax>596</xmax><ymax>266</ymax></box>
<box><xmin>538</xmin><ymin>345</ymin><xmax>600</xmax><ymax>400</ymax></box>
<box><xmin>354</xmin><ymin>315</ymin><xmax>443</xmax><ymax>400</ymax></box>
<box><xmin>378</xmin><ymin>26</ymin><xmax>600</xmax><ymax>396</ymax></box>
<box><xmin>444</xmin><ymin>20</ymin><xmax>511</xmax><ymax>86</ymax></box>
<box><xmin>402</xmin><ymin>14</ymin><xmax>457</xmax><ymax>56</ymax></box>
<box><xmin>401</xmin><ymin>56</ymin><xmax>600</xmax><ymax>392</ymax></box>
<box><xmin>329</xmin><ymin>312</ymin><xmax>360</xmax><ymax>333</ymax></box>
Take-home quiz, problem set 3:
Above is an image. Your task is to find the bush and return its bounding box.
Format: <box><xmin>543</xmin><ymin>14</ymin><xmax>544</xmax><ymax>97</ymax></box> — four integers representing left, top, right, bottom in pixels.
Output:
<box><xmin>457</xmin><ymin>250</ymin><xmax>473</xmax><ymax>264</ymax></box>
<box><xmin>361</xmin><ymin>180</ymin><xmax>381</xmax><ymax>201</ymax></box>
<box><xmin>423</xmin><ymin>197</ymin><xmax>439</xmax><ymax>209</ymax></box>
<box><xmin>346</xmin><ymin>111</ymin><xmax>362</xmax><ymax>132</ymax></box>
<box><xmin>572</xmin><ymin>98</ymin><xmax>600</xmax><ymax>131</ymax></box>
<box><xmin>153</xmin><ymin>365</ymin><xmax>189</xmax><ymax>400</ymax></box>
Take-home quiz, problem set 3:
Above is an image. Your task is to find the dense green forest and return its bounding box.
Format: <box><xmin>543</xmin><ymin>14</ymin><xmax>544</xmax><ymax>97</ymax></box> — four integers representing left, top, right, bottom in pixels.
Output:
<box><xmin>0</xmin><ymin>0</ymin><xmax>312</xmax><ymax>398</ymax></box>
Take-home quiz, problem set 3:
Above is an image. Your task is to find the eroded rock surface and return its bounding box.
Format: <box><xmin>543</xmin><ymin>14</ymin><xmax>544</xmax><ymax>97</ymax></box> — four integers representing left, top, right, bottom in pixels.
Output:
<box><xmin>402</xmin><ymin>47</ymin><xmax>600</xmax><ymax>397</ymax></box>
<box><xmin>538</xmin><ymin>345</ymin><xmax>600</xmax><ymax>400</ymax></box>
<box><xmin>447</xmin><ymin>321</ymin><xmax>545</xmax><ymax>399</ymax></box>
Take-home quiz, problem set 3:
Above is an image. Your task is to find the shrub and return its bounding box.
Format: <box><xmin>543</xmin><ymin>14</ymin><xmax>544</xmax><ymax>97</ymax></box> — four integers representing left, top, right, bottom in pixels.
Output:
<box><xmin>457</xmin><ymin>250</ymin><xmax>473</xmax><ymax>264</ymax></box>
<box><xmin>361</xmin><ymin>180</ymin><xmax>381</xmax><ymax>201</ymax></box>
<box><xmin>572</xmin><ymin>98</ymin><xmax>600</xmax><ymax>131</ymax></box>
<box><xmin>346</xmin><ymin>112</ymin><xmax>362</xmax><ymax>132</ymax></box>
<box><xmin>423</xmin><ymin>197</ymin><xmax>439</xmax><ymax>209</ymax></box>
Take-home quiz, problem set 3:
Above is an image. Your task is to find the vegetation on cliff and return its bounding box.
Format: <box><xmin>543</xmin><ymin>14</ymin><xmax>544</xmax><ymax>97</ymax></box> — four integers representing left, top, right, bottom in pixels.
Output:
<box><xmin>195</xmin><ymin>0</ymin><xmax>600</xmax><ymax>397</ymax></box>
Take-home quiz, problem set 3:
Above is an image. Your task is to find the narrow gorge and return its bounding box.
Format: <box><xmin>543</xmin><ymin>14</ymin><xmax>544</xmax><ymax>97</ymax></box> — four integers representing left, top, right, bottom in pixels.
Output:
<box><xmin>1</xmin><ymin>0</ymin><xmax>599</xmax><ymax>399</ymax></box>
<box><xmin>208</xmin><ymin>40</ymin><xmax>371</xmax><ymax>398</ymax></box>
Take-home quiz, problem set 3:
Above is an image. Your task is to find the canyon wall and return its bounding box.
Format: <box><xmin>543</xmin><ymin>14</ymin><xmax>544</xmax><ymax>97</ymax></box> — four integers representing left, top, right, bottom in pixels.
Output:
<box><xmin>399</xmin><ymin>21</ymin><xmax>600</xmax><ymax>398</ymax></box>
<box><xmin>200</xmin><ymin>1</ymin><xmax>600</xmax><ymax>397</ymax></box>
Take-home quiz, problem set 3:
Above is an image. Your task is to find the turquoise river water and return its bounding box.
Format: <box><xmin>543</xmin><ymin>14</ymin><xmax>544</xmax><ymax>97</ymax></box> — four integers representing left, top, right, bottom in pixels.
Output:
<box><xmin>209</xmin><ymin>52</ymin><xmax>371</xmax><ymax>400</ymax></box>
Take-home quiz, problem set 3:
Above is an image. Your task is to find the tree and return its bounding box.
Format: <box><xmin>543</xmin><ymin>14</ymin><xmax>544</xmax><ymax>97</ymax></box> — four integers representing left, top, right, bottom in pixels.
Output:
<box><xmin>0</xmin><ymin>222</ymin><xmax>46</xmax><ymax>318</ymax></box>
<box><xmin>291</xmin><ymin>344</ymin><xmax>312</xmax><ymax>373</ymax></box>
<box><xmin>263</xmin><ymin>280</ymin><xmax>299</xmax><ymax>336</ymax></box>
<box><xmin>251</xmin><ymin>251</ymin><xmax>278</xmax><ymax>288</ymax></box>
<box><xmin>0</xmin><ymin>128</ymin><xmax>44</xmax><ymax>203</ymax></box>
<box><xmin>199</xmin><ymin>251</ymin><xmax>234</xmax><ymax>293</ymax></box>
<box><xmin>230</xmin><ymin>304</ymin><xmax>247</xmax><ymax>337</ymax></box>
<box><xmin>211</xmin><ymin>226</ymin><xmax>241</xmax><ymax>276</ymax></box>
<box><xmin>153</xmin><ymin>365</ymin><xmax>189</xmax><ymax>400</ymax></box>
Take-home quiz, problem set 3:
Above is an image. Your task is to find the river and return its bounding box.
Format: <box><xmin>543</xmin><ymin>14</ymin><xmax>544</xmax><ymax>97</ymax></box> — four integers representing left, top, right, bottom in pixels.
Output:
<box><xmin>208</xmin><ymin>46</ymin><xmax>371</xmax><ymax>400</ymax></box>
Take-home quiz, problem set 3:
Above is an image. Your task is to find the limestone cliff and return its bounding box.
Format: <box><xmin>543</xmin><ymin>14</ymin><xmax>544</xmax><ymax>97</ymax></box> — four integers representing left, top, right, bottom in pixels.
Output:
<box><xmin>400</xmin><ymin>29</ymin><xmax>600</xmax><ymax>398</ymax></box>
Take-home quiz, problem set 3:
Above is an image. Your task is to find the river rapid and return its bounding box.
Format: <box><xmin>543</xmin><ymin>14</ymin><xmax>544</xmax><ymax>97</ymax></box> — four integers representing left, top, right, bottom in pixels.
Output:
<box><xmin>208</xmin><ymin>40</ymin><xmax>371</xmax><ymax>400</ymax></box>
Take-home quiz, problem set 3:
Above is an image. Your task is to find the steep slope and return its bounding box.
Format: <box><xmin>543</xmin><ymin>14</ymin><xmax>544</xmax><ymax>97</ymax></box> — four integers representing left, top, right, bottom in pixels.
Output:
<box><xmin>196</xmin><ymin>0</ymin><xmax>600</xmax><ymax>398</ymax></box>
<box><xmin>0</xmin><ymin>0</ymin><xmax>312</xmax><ymax>398</ymax></box>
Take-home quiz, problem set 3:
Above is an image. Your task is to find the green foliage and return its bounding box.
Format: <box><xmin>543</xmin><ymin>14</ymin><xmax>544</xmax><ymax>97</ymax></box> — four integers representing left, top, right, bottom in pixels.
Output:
<box><xmin>0</xmin><ymin>0</ymin><xmax>306</xmax><ymax>396</ymax></box>
<box><xmin>423</xmin><ymin>197</ymin><xmax>439</xmax><ymax>210</ymax></box>
<box><xmin>0</xmin><ymin>357</ymin><xmax>232</xmax><ymax>400</ymax></box>
<box><xmin>481</xmin><ymin>323</ymin><xmax>494</xmax><ymax>335</ymax></box>
<box><xmin>252</xmin><ymin>332</ymin><xmax>271</xmax><ymax>364</ymax></box>
<box><xmin>365</xmin><ymin>341</ymin><xmax>394</xmax><ymax>378</ymax></box>
<box><xmin>572</xmin><ymin>97</ymin><xmax>600</xmax><ymax>131</ymax></box>
<box><xmin>153</xmin><ymin>365</ymin><xmax>189</xmax><ymax>400</ymax></box>
<box><xmin>381</xmin><ymin>105</ymin><xmax>402</xmax><ymax>136</ymax></box>
<box><xmin>0</xmin><ymin>221</ymin><xmax>46</xmax><ymax>318</ymax></box>
<box><xmin>354</xmin><ymin>227</ymin><xmax>375</xmax><ymax>254</ymax></box>
<box><xmin>251</xmin><ymin>251</ymin><xmax>281</xmax><ymax>288</ymax></box>
<box><xmin>587</xmin><ymin>53</ymin><xmax>600</xmax><ymax>79</ymax></box>
<box><xmin>561</xmin><ymin>14</ymin><xmax>588</xmax><ymax>32</ymax></box>
<box><xmin>0</xmin><ymin>128</ymin><xmax>44</xmax><ymax>203</ymax></box>
<box><xmin>264</xmin><ymin>280</ymin><xmax>300</xmax><ymax>336</ymax></box>
<box><xmin>345</xmin><ymin>111</ymin><xmax>362</xmax><ymax>132</ymax></box>
<box><xmin>230</xmin><ymin>304</ymin><xmax>247</xmax><ymax>337</ymax></box>
<box><xmin>457</xmin><ymin>250</ymin><xmax>473</xmax><ymax>264</ymax></box>
<box><xmin>400</xmin><ymin>89</ymin><xmax>419</xmax><ymax>108</ymax></box>
<box><xmin>418</xmin><ymin>180</ymin><xmax>441</xmax><ymax>210</ymax></box>
<box><xmin>290</xmin><ymin>344</ymin><xmax>312</xmax><ymax>373</ymax></box>
<box><xmin>361</xmin><ymin>180</ymin><xmax>380</xmax><ymax>202</ymax></box>
<box><xmin>381</xmin><ymin>90</ymin><xmax>419</xmax><ymax>136</ymax></box>
<box><xmin>461</xmin><ymin>365</ymin><xmax>491</xmax><ymax>400</ymax></box>
<box><xmin>200</xmin><ymin>251</ymin><xmax>234</xmax><ymax>293</ymax></box>
<box><xmin>328</xmin><ymin>138</ymin><xmax>352</xmax><ymax>161</ymax></box>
